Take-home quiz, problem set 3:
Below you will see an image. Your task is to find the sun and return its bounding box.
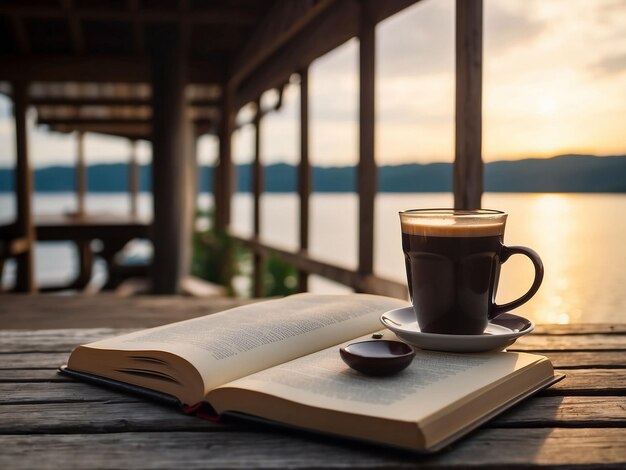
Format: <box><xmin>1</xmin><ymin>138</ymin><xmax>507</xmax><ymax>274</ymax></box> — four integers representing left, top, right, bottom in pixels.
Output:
<box><xmin>538</xmin><ymin>97</ymin><xmax>557</xmax><ymax>116</ymax></box>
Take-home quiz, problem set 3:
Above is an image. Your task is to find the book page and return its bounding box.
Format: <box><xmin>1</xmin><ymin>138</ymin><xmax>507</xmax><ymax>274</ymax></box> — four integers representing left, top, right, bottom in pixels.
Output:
<box><xmin>213</xmin><ymin>332</ymin><xmax>544</xmax><ymax>423</ymax></box>
<box><xmin>80</xmin><ymin>294</ymin><xmax>407</xmax><ymax>393</ymax></box>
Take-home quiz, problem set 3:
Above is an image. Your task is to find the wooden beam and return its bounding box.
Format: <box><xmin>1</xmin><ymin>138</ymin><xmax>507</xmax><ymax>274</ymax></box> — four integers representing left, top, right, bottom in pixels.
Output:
<box><xmin>234</xmin><ymin>0</ymin><xmax>419</xmax><ymax>110</ymax></box>
<box><xmin>39</xmin><ymin>118</ymin><xmax>149</xmax><ymax>126</ymax></box>
<box><xmin>30</xmin><ymin>97</ymin><xmax>220</xmax><ymax>107</ymax></box>
<box><xmin>11</xmin><ymin>81</ymin><xmax>36</xmax><ymax>293</ymax></box>
<box><xmin>252</xmin><ymin>101</ymin><xmax>263</xmax><ymax>298</ymax></box>
<box><xmin>0</xmin><ymin>57</ymin><xmax>225</xmax><ymax>84</ymax></box>
<box><xmin>128</xmin><ymin>140</ymin><xmax>139</xmax><ymax>217</ymax></box>
<box><xmin>215</xmin><ymin>85</ymin><xmax>234</xmax><ymax>231</ymax></box>
<box><xmin>31</xmin><ymin>98</ymin><xmax>151</xmax><ymax>107</ymax></box>
<box><xmin>9</xmin><ymin>14</ymin><xmax>29</xmax><ymax>55</ymax></box>
<box><xmin>367</xmin><ymin>0</ymin><xmax>421</xmax><ymax>23</ymax></box>
<box><xmin>62</xmin><ymin>0</ymin><xmax>85</xmax><ymax>55</ymax></box>
<box><xmin>357</xmin><ymin>2</ymin><xmax>376</xmax><ymax>281</ymax></box>
<box><xmin>0</xmin><ymin>6</ymin><xmax>257</xmax><ymax>25</ymax></box>
<box><xmin>149</xmin><ymin>25</ymin><xmax>191</xmax><ymax>294</ymax></box>
<box><xmin>231</xmin><ymin>0</ymin><xmax>335</xmax><ymax>88</ymax></box>
<box><xmin>38</xmin><ymin>117</ymin><xmax>216</xmax><ymax>127</ymax></box>
<box><xmin>233</xmin><ymin>235</ymin><xmax>407</xmax><ymax>299</ymax></box>
<box><xmin>128</xmin><ymin>0</ymin><xmax>144</xmax><ymax>56</ymax></box>
<box><xmin>45</xmin><ymin>123</ymin><xmax>151</xmax><ymax>140</ymax></box>
<box><xmin>45</xmin><ymin>123</ymin><xmax>214</xmax><ymax>141</ymax></box>
<box><xmin>454</xmin><ymin>0</ymin><xmax>483</xmax><ymax>210</ymax></box>
<box><xmin>232</xmin><ymin>91</ymin><xmax>287</xmax><ymax>130</ymax></box>
<box><xmin>235</xmin><ymin>0</ymin><xmax>359</xmax><ymax>110</ymax></box>
<box><xmin>75</xmin><ymin>131</ymin><xmax>86</xmax><ymax>216</ymax></box>
<box><xmin>298</xmin><ymin>68</ymin><xmax>310</xmax><ymax>293</ymax></box>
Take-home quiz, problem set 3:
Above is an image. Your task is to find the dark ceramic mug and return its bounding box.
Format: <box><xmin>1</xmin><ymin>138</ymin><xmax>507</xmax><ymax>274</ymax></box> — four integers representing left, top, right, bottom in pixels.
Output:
<box><xmin>400</xmin><ymin>209</ymin><xmax>543</xmax><ymax>335</ymax></box>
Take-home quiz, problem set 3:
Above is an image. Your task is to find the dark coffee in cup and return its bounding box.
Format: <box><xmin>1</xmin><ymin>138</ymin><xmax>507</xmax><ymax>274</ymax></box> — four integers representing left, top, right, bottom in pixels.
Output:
<box><xmin>400</xmin><ymin>209</ymin><xmax>543</xmax><ymax>335</ymax></box>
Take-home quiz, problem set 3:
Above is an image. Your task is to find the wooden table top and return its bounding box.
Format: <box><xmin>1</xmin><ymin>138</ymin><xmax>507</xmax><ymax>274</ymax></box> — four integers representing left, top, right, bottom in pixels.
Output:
<box><xmin>1</xmin><ymin>295</ymin><xmax>625</xmax><ymax>469</ymax></box>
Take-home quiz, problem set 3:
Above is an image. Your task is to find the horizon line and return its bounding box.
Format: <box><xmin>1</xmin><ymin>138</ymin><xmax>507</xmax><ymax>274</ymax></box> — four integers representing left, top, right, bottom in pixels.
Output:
<box><xmin>1</xmin><ymin>152</ymin><xmax>625</xmax><ymax>171</ymax></box>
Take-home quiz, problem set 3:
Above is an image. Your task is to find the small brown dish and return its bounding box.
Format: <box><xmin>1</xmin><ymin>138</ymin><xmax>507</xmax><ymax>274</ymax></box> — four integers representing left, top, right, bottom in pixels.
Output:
<box><xmin>339</xmin><ymin>340</ymin><xmax>415</xmax><ymax>376</ymax></box>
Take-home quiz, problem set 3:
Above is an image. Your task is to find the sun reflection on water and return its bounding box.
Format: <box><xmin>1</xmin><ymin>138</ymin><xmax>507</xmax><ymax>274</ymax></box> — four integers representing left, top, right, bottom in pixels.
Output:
<box><xmin>493</xmin><ymin>194</ymin><xmax>586</xmax><ymax>325</ymax></box>
<box><xmin>526</xmin><ymin>194</ymin><xmax>574</xmax><ymax>324</ymax></box>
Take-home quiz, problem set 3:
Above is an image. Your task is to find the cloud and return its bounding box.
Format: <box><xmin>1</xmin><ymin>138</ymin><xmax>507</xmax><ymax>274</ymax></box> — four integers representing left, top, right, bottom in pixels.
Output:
<box><xmin>590</xmin><ymin>53</ymin><xmax>626</xmax><ymax>77</ymax></box>
<box><xmin>376</xmin><ymin>0</ymin><xmax>454</xmax><ymax>78</ymax></box>
<box><xmin>484</xmin><ymin>0</ymin><xmax>547</xmax><ymax>53</ymax></box>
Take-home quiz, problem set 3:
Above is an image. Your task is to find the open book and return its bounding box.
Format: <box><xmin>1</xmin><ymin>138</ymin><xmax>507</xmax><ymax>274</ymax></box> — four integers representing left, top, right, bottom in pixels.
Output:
<box><xmin>62</xmin><ymin>294</ymin><xmax>559</xmax><ymax>452</ymax></box>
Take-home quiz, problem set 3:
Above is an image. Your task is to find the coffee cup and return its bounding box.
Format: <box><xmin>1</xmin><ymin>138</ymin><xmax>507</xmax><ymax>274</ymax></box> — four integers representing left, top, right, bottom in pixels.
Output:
<box><xmin>399</xmin><ymin>209</ymin><xmax>543</xmax><ymax>335</ymax></box>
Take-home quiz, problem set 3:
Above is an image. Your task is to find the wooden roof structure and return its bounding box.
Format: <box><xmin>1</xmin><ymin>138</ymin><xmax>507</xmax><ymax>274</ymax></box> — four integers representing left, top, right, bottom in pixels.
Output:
<box><xmin>0</xmin><ymin>1</ymin><xmax>421</xmax><ymax>134</ymax></box>
<box><xmin>0</xmin><ymin>0</ymin><xmax>485</xmax><ymax>296</ymax></box>
<box><xmin>28</xmin><ymin>82</ymin><xmax>221</xmax><ymax>140</ymax></box>
<box><xmin>0</xmin><ymin>0</ymin><xmax>270</xmax><ymax>139</ymax></box>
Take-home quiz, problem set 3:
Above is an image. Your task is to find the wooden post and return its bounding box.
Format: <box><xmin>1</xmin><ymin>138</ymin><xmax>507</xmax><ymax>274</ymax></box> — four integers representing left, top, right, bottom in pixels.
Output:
<box><xmin>215</xmin><ymin>85</ymin><xmax>233</xmax><ymax>231</ymax></box>
<box><xmin>74</xmin><ymin>130</ymin><xmax>92</xmax><ymax>290</ymax></box>
<box><xmin>357</xmin><ymin>4</ymin><xmax>376</xmax><ymax>282</ymax></box>
<box><xmin>76</xmin><ymin>131</ymin><xmax>86</xmax><ymax>216</ymax></box>
<box><xmin>129</xmin><ymin>139</ymin><xmax>139</xmax><ymax>217</ymax></box>
<box><xmin>149</xmin><ymin>25</ymin><xmax>192</xmax><ymax>294</ymax></box>
<box><xmin>12</xmin><ymin>80</ymin><xmax>35</xmax><ymax>293</ymax></box>
<box><xmin>454</xmin><ymin>0</ymin><xmax>483</xmax><ymax>209</ymax></box>
<box><xmin>298</xmin><ymin>68</ymin><xmax>311</xmax><ymax>292</ymax></box>
<box><xmin>252</xmin><ymin>100</ymin><xmax>264</xmax><ymax>297</ymax></box>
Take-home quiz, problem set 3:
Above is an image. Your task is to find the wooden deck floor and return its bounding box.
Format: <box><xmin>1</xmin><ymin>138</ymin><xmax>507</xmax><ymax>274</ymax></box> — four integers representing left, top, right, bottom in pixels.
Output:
<box><xmin>0</xmin><ymin>293</ymin><xmax>256</xmax><ymax>329</ymax></box>
<box><xmin>0</xmin><ymin>294</ymin><xmax>624</xmax><ymax>468</ymax></box>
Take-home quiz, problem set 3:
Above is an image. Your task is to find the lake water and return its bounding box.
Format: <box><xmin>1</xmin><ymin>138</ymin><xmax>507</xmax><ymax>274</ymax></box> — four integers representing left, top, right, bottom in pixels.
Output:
<box><xmin>1</xmin><ymin>192</ymin><xmax>625</xmax><ymax>324</ymax></box>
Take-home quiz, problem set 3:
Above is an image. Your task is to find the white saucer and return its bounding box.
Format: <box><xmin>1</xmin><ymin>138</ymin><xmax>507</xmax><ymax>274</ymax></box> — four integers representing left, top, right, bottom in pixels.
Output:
<box><xmin>380</xmin><ymin>306</ymin><xmax>534</xmax><ymax>353</ymax></box>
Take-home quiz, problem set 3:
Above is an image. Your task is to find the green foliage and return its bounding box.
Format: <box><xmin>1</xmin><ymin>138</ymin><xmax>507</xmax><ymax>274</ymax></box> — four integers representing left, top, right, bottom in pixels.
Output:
<box><xmin>191</xmin><ymin>210</ymin><xmax>241</xmax><ymax>296</ymax></box>
<box><xmin>261</xmin><ymin>253</ymin><xmax>299</xmax><ymax>297</ymax></box>
<box><xmin>192</xmin><ymin>209</ymin><xmax>300</xmax><ymax>298</ymax></box>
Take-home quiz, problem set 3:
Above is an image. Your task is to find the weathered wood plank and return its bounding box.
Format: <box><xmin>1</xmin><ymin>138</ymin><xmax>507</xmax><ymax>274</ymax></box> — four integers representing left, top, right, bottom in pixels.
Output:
<box><xmin>491</xmin><ymin>395</ymin><xmax>626</xmax><ymax>427</ymax></box>
<box><xmin>533</xmin><ymin>324</ymin><xmax>626</xmax><ymax>335</ymax></box>
<box><xmin>0</xmin><ymin>353</ymin><xmax>72</xmax><ymax>369</ymax></box>
<box><xmin>1</xmin><ymin>350</ymin><xmax>624</xmax><ymax>372</ymax></box>
<box><xmin>1</xmin><ymin>328</ymin><xmax>623</xmax><ymax>354</ymax></box>
<box><xmin>511</xmin><ymin>333</ymin><xmax>626</xmax><ymax>351</ymax></box>
<box><xmin>3</xmin><ymin>368</ymin><xmax>624</xmax><ymax>396</ymax></box>
<box><xmin>0</xmin><ymin>428</ymin><xmax>624</xmax><ymax>469</ymax></box>
<box><xmin>0</xmin><ymin>401</ymin><xmax>225</xmax><ymax>434</ymax></box>
<box><xmin>0</xmin><ymin>294</ymin><xmax>256</xmax><ymax>329</ymax></box>
<box><xmin>545</xmin><ymin>369</ymin><xmax>626</xmax><ymax>394</ymax></box>
<box><xmin>0</xmin><ymin>382</ymin><xmax>140</xmax><ymax>404</ymax></box>
<box><xmin>543</xmin><ymin>351</ymin><xmax>626</xmax><ymax>369</ymax></box>
<box><xmin>1</xmin><ymin>396</ymin><xmax>623</xmax><ymax>436</ymax></box>
<box><xmin>0</xmin><ymin>329</ymin><xmax>136</xmax><ymax>353</ymax></box>
<box><xmin>1</xmin><ymin>369</ymin><xmax>624</xmax><ymax>408</ymax></box>
<box><xmin>0</xmin><ymin>369</ymin><xmax>73</xmax><ymax>382</ymax></box>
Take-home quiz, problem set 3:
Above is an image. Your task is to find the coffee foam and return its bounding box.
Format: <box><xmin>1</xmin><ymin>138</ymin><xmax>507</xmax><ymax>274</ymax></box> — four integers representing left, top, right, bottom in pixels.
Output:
<box><xmin>401</xmin><ymin>218</ymin><xmax>505</xmax><ymax>237</ymax></box>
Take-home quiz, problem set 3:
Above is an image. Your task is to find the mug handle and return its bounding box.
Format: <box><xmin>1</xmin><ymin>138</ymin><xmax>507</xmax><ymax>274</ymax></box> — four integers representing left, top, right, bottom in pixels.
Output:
<box><xmin>490</xmin><ymin>245</ymin><xmax>544</xmax><ymax>318</ymax></box>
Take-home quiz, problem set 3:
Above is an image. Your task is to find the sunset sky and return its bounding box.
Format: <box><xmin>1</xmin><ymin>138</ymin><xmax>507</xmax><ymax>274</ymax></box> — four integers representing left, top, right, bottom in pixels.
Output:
<box><xmin>0</xmin><ymin>0</ymin><xmax>624</xmax><ymax>168</ymax></box>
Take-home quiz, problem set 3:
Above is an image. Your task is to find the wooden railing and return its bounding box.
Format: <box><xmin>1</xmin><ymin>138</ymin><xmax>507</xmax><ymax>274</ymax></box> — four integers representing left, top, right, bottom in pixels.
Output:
<box><xmin>218</xmin><ymin>1</ymin><xmax>484</xmax><ymax>300</ymax></box>
<box><xmin>232</xmin><ymin>235</ymin><xmax>408</xmax><ymax>299</ymax></box>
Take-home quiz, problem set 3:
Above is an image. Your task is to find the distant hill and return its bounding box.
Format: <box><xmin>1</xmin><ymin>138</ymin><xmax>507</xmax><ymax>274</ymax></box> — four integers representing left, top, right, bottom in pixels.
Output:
<box><xmin>0</xmin><ymin>154</ymin><xmax>625</xmax><ymax>193</ymax></box>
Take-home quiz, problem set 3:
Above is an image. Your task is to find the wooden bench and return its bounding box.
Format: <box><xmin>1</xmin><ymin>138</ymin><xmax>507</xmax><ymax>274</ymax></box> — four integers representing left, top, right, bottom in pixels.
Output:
<box><xmin>35</xmin><ymin>213</ymin><xmax>151</xmax><ymax>291</ymax></box>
